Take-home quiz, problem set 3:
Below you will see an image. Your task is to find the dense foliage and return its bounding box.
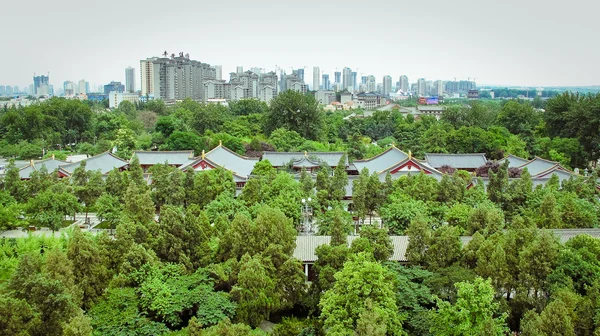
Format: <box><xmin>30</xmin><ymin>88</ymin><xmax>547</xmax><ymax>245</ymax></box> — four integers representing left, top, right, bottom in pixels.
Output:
<box><xmin>1</xmin><ymin>91</ymin><xmax>600</xmax><ymax>335</ymax></box>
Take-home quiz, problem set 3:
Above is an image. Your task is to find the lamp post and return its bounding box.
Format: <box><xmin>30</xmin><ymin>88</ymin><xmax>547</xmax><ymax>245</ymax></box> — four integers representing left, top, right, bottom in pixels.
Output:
<box><xmin>300</xmin><ymin>197</ymin><xmax>313</xmax><ymax>234</ymax></box>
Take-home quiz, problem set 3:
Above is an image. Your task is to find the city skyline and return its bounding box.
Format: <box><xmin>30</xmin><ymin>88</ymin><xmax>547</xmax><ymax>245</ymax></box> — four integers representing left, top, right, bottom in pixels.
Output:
<box><xmin>1</xmin><ymin>0</ymin><xmax>599</xmax><ymax>89</ymax></box>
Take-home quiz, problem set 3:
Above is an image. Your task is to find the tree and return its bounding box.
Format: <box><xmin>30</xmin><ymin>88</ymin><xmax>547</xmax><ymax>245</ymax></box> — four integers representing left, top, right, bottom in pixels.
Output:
<box><xmin>67</xmin><ymin>228</ymin><xmax>111</xmax><ymax>309</ymax></box>
<box><xmin>95</xmin><ymin>194</ymin><xmax>121</xmax><ymax>229</ymax></box>
<box><xmin>229</xmin><ymin>98</ymin><xmax>268</xmax><ymax>116</ymax></box>
<box><xmin>269</xmin><ymin>128</ymin><xmax>305</xmax><ymax>152</ymax></box>
<box><xmin>319</xmin><ymin>253</ymin><xmax>406</xmax><ymax>335</ymax></box>
<box><xmin>426</xmin><ymin>225</ymin><xmax>463</xmax><ymax>270</ymax></box>
<box><xmin>299</xmin><ymin>167</ymin><xmax>314</xmax><ymax>198</ymax></box>
<box><xmin>72</xmin><ymin>161</ymin><xmax>105</xmax><ymax>219</ymax></box>
<box><xmin>359</xmin><ymin>225</ymin><xmax>394</xmax><ymax>262</ymax></box>
<box><xmin>265</xmin><ymin>90</ymin><xmax>324</xmax><ymax>140</ymax></box>
<box><xmin>405</xmin><ymin>216</ymin><xmax>432</xmax><ymax>267</ymax></box>
<box><xmin>189</xmin><ymin>167</ymin><xmax>236</xmax><ymax>208</ymax></box>
<box><xmin>122</xmin><ymin>181</ymin><xmax>155</xmax><ymax>224</ymax></box>
<box><xmin>430</xmin><ymin>277</ymin><xmax>508</xmax><ymax>336</ymax></box>
<box><xmin>63</xmin><ymin>312</ymin><xmax>93</xmax><ymax>336</ymax></box>
<box><xmin>0</xmin><ymin>295</ymin><xmax>40</xmax><ymax>336</ymax></box>
<box><xmin>148</xmin><ymin>163</ymin><xmax>185</xmax><ymax>210</ymax></box>
<box><xmin>353</xmin><ymin>168</ymin><xmax>383</xmax><ymax>224</ymax></box>
<box><xmin>2</xmin><ymin>159</ymin><xmax>25</xmax><ymax>201</ymax></box>
<box><xmin>231</xmin><ymin>254</ymin><xmax>278</xmax><ymax>327</ymax></box>
<box><xmin>89</xmin><ymin>287</ymin><xmax>170</xmax><ymax>336</ymax></box>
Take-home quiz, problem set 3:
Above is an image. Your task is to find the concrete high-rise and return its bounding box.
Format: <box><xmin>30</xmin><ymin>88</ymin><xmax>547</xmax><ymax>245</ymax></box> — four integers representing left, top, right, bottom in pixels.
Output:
<box><xmin>399</xmin><ymin>75</ymin><xmax>409</xmax><ymax>92</ymax></box>
<box><xmin>434</xmin><ymin>80</ymin><xmax>443</xmax><ymax>96</ymax></box>
<box><xmin>33</xmin><ymin>73</ymin><xmax>50</xmax><ymax>96</ymax></box>
<box><xmin>104</xmin><ymin>81</ymin><xmax>125</xmax><ymax>95</ymax></box>
<box><xmin>334</xmin><ymin>71</ymin><xmax>341</xmax><ymax>85</ymax></box>
<box><xmin>78</xmin><ymin>79</ymin><xmax>89</xmax><ymax>95</ymax></box>
<box><xmin>215</xmin><ymin>65</ymin><xmax>222</xmax><ymax>80</ymax></box>
<box><xmin>367</xmin><ymin>75</ymin><xmax>376</xmax><ymax>92</ymax></box>
<box><xmin>322</xmin><ymin>74</ymin><xmax>330</xmax><ymax>90</ymax></box>
<box><xmin>140</xmin><ymin>57</ymin><xmax>157</xmax><ymax>97</ymax></box>
<box><xmin>417</xmin><ymin>78</ymin><xmax>426</xmax><ymax>96</ymax></box>
<box><xmin>382</xmin><ymin>75</ymin><xmax>392</xmax><ymax>96</ymax></box>
<box><xmin>125</xmin><ymin>66</ymin><xmax>135</xmax><ymax>92</ymax></box>
<box><xmin>152</xmin><ymin>52</ymin><xmax>216</xmax><ymax>101</ymax></box>
<box><xmin>342</xmin><ymin>67</ymin><xmax>352</xmax><ymax>90</ymax></box>
<box><xmin>351</xmin><ymin>72</ymin><xmax>357</xmax><ymax>91</ymax></box>
<box><xmin>236</xmin><ymin>66</ymin><xmax>244</xmax><ymax>74</ymax></box>
<box><xmin>312</xmin><ymin>66</ymin><xmax>320</xmax><ymax>90</ymax></box>
<box><xmin>63</xmin><ymin>81</ymin><xmax>75</xmax><ymax>96</ymax></box>
<box><xmin>295</xmin><ymin>68</ymin><xmax>305</xmax><ymax>82</ymax></box>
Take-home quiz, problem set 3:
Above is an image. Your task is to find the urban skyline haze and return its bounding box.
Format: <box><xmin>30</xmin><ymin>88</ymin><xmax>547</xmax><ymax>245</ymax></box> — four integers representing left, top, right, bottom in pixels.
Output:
<box><xmin>2</xmin><ymin>0</ymin><xmax>599</xmax><ymax>89</ymax></box>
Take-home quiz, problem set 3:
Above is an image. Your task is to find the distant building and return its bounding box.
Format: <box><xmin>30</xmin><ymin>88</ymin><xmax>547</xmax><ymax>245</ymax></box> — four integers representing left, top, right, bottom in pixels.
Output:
<box><xmin>334</xmin><ymin>71</ymin><xmax>341</xmax><ymax>86</ymax></box>
<box><xmin>109</xmin><ymin>91</ymin><xmax>139</xmax><ymax>108</ymax></box>
<box><xmin>367</xmin><ymin>76</ymin><xmax>376</xmax><ymax>92</ymax></box>
<box><xmin>295</xmin><ymin>68</ymin><xmax>305</xmax><ymax>82</ymax></box>
<box><xmin>151</xmin><ymin>52</ymin><xmax>216</xmax><ymax>101</ymax></box>
<box><xmin>315</xmin><ymin>90</ymin><xmax>336</xmax><ymax>105</ymax></box>
<box><xmin>382</xmin><ymin>75</ymin><xmax>392</xmax><ymax>96</ymax></box>
<box><xmin>399</xmin><ymin>75</ymin><xmax>409</xmax><ymax>92</ymax></box>
<box><xmin>215</xmin><ymin>65</ymin><xmax>222</xmax><ymax>80</ymax></box>
<box><xmin>342</xmin><ymin>67</ymin><xmax>352</xmax><ymax>91</ymax></box>
<box><xmin>125</xmin><ymin>67</ymin><xmax>135</xmax><ymax>92</ymax></box>
<box><xmin>468</xmin><ymin>89</ymin><xmax>479</xmax><ymax>99</ymax></box>
<box><xmin>313</xmin><ymin>66</ymin><xmax>320</xmax><ymax>91</ymax></box>
<box><xmin>417</xmin><ymin>78</ymin><xmax>426</xmax><ymax>97</ymax></box>
<box><xmin>322</xmin><ymin>74</ymin><xmax>330</xmax><ymax>91</ymax></box>
<box><xmin>87</xmin><ymin>93</ymin><xmax>108</xmax><ymax>102</ymax></box>
<box><xmin>78</xmin><ymin>79</ymin><xmax>89</xmax><ymax>95</ymax></box>
<box><xmin>104</xmin><ymin>81</ymin><xmax>125</xmax><ymax>95</ymax></box>
<box><xmin>236</xmin><ymin>66</ymin><xmax>244</xmax><ymax>74</ymax></box>
<box><xmin>433</xmin><ymin>80</ymin><xmax>443</xmax><ymax>96</ymax></box>
<box><xmin>33</xmin><ymin>74</ymin><xmax>50</xmax><ymax>96</ymax></box>
<box><xmin>340</xmin><ymin>91</ymin><xmax>353</xmax><ymax>104</ymax></box>
<box><xmin>63</xmin><ymin>81</ymin><xmax>75</xmax><ymax>96</ymax></box>
<box><xmin>140</xmin><ymin>57</ymin><xmax>157</xmax><ymax>97</ymax></box>
<box><xmin>355</xmin><ymin>92</ymin><xmax>383</xmax><ymax>110</ymax></box>
<box><xmin>351</xmin><ymin>72</ymin><xmax>357</xmax><ymax>91</ymax></box>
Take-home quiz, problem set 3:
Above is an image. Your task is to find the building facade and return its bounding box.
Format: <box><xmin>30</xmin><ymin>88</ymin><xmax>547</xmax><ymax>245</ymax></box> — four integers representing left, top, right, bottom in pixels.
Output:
<box><xmin>109</xmin><ymin>91</ymin><xmax>140</xmax><ymax>108</ymax></box>
<box><xmin>322</xmin><ymin>74</ymin><xmax>330</xmax><ymax>91</ymax></box>
<box><xmin>104</xmin><ymin>81</ymin><xmax>125</xmax><ymax>95</ymax></box>
<box><xmin>140</xmin><ymin>57</ymin><xmax>157</xmax><ymax>97</ymax></box>
<box><xmin>152</xmin><ymin>52</ymin><xmax>216</xmax><ymax>102</ymax></box>
<box><xmin>399</xmin><ymin>75</ymin><xmax>409</xmax><ymax>92</ymax></box>
<box><xmin>125</xmin><ymin>67</ymin><xmax>135</xmax><ymax>92</ymax></box>
<box><xmin>312</xmin><ymin>66</ymin><xmax>320</xmax><ymax>91</ymax></box>
<box><xmin>382</xmin><ymin>75</ymin><xmax>392</xmax><ymax>96</ymax></box>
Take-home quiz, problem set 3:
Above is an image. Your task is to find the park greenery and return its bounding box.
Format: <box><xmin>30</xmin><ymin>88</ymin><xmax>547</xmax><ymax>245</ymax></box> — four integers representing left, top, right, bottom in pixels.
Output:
<box><xmin>0</xmin><ymin>91</ymin><xmax>600</xmax><ymax>335</ymax></box>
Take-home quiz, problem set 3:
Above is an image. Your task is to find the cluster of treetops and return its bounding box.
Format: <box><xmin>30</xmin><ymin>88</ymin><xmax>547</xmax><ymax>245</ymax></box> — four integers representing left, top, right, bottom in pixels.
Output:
<box><xmin>1</xmin><ymin>90</ymin><xmax>600</xmax><ymax>172</ymax></box>
<box><xmin>1</xmin><ymin>115</ymin><xmax>600</xmax><ymax>334</ymax></box>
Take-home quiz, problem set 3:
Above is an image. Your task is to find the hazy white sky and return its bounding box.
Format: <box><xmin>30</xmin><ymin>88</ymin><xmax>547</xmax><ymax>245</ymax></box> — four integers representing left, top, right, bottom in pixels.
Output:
<box><xmin>2</xmin><ymin>0</ymin><xmax>599</xmax><ymax>89</ymax></box>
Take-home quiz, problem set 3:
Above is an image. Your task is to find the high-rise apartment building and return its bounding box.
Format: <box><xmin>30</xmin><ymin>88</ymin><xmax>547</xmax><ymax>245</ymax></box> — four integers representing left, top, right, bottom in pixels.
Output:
<box><xmin>78</xmin><ymin>79</ymin><xmax>89</xmax><ymax>95</ymax></box>
<box><xmin>351</xmin><ymin>72</ymin><xmax>357</xmax><ymax>91</ymax></box>
<box><xmin>382</xmin><ymin>75</ymin><xmax>392</xmax><ymax>96</ymax></box>
<box><xmin>417</xmin><ymin>78</ymin><xmax>426</xmax><ymax>96</ymax></box>
<box><xmin>361</xmin><ymin>76</ymin><xmax>368</xmax><ymax>85</ymax></box>
<box><xmin>104</xmin><ymin>81</ymin><xmax>125</xmax><ymax>95</ymax></box>
<box><xmin>33</xmin><ymin>73</ymin><xmax>50</xmax><ymax>96</ymax></box>
<box><xmin>433</xmin><ymin>80</ymin><xmax>443</xmax><ymax>96</ymax></box>
<box><xmin>215</xmin><ymin>65</ymin><xmax>222</xmax><ymax>80</ymax></box>
<box><xmin>312</xmin><ymin>66</ymin><xmax>320</xmax><ymax>90</ymax></box>
<box><xmin>125</xmin><ymin>67</ymin><xmax>135</xmax><ymax>92</ymax></box>
<box><xmin>236</xmin><ymin>66</ymin><xmax>244</xmax><ymax>74</ymax></box>
<box><xmin>152</xmin><ymin>52</ymin><xmax>217</xmax><ymax>101</ymax></box>
<box><xmin>322</xmin><ymin>74</ymin><xmax>330</xmax><ymax>91</ymax></box>
<box><xmin>399</xmin><ymin>75</ymin><xmax>409</xmax><ymax>92</ymax></box>
<box><xmin>140</xmin><ymin>57</ymin><xmax>157</xmax><ymax>97</ymax></box>
<box><xmin>342</xmin><ymin>67</ymin><xmax>352</xmax><ymax>91</ymax></box>
<box><xmin>334</xmin><ymin>71</ymin><xmax>341</xmax><ymax>85</ymax></box>
<box><xmin>367</xmin><ymin>75</ymin><xmax>376</xmax><ymax>92</ymax></box>
<box><xmin>295</xmin><ymin>68</ymin><xmax>305</xmax><ymax>82</ymax></box>
<box><xmin>63</xmin><ymin>81</ymin><xmax>75</xmax><ymax>96</ymax></box>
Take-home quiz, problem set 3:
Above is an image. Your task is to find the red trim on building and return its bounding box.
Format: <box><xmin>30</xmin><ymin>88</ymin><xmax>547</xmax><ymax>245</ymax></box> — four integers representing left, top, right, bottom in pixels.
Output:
<box><xmin>192</xmin><ymin>160</ymin><xmax>215</xmax><ymax>170</ymax></box>
<box><xmin>390</xmin><ymin>160</ymin><xmax>431</xmax><ymax>174</ymax></box>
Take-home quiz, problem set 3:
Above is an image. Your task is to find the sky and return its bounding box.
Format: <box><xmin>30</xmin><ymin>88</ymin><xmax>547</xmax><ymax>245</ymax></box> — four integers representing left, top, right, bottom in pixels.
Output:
<box><xmin>1</xmin><ymin>0</ymin><xmax>599</xmax><ymax>90</ymax></box>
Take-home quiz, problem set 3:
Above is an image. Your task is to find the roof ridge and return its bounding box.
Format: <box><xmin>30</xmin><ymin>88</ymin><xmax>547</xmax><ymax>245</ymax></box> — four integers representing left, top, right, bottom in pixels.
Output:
<box><xmin>354</xmin><ymin>146</ymin><xmax>408</xmax><ymax>163</ymax></box>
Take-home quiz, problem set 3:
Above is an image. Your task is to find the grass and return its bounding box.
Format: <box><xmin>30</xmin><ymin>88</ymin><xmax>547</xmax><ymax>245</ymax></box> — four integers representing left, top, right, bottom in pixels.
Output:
<box><xmin>93</xmin><ymin>221</ymin><xmax>115</xmax><ymax>230</ymax></box>
<box><xmin>61</xmin><ymin>220</ymin><xmax>75</xmax><ymax>228</ymax></box>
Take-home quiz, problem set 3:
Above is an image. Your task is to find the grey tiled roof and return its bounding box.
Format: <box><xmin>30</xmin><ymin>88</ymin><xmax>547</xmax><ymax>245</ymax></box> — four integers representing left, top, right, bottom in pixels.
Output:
<box><xmin>133</xmin><ymin>151</ymin><xmax>194</xmax><ymax>166</ymax></box>
<box><xmin>353</xmin><ymin>146</ymin><xmax>408</xmax><ymax>173</ymax></box>
<box><xmin>204</xmin><ymin>146</ymin><xmax>258</xmax><ymax>177</ymax></box>
<box><xmin>262</xmin><ymin>152</ymin><xmax>347</xmax><ymax>168</ymax></box>
<box><xmin>293</xmin><ymin>236</ymin><xmax>410</xmax><ymax>262</ymax></box>
<box><xmin>518</xmin><ymin>157</ymin><xmax>559</xmax><ymax>176</ymax></box>
<box><xmin>18</xmin><ymin>158</ymin><xmax>68</xmax><ymax>179</ymax></box>
<box><xmin>424</xmin><ymin>153</ymin><xmax>487</xmax><ymax>169</ymax></box>
<box><xmin>59</xmin><ymin>152</ymin><xmax>129</xmax><ymax>175</ymax></box>
<box><xmin>498</xmin><ymin>155</ymin><xmax>531</xmax><ymax>168</ymax></box>
<box><xmin>294</xmin><ymin>229</ymin><xmax>600</xmax><ymax>262</ymax></box>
